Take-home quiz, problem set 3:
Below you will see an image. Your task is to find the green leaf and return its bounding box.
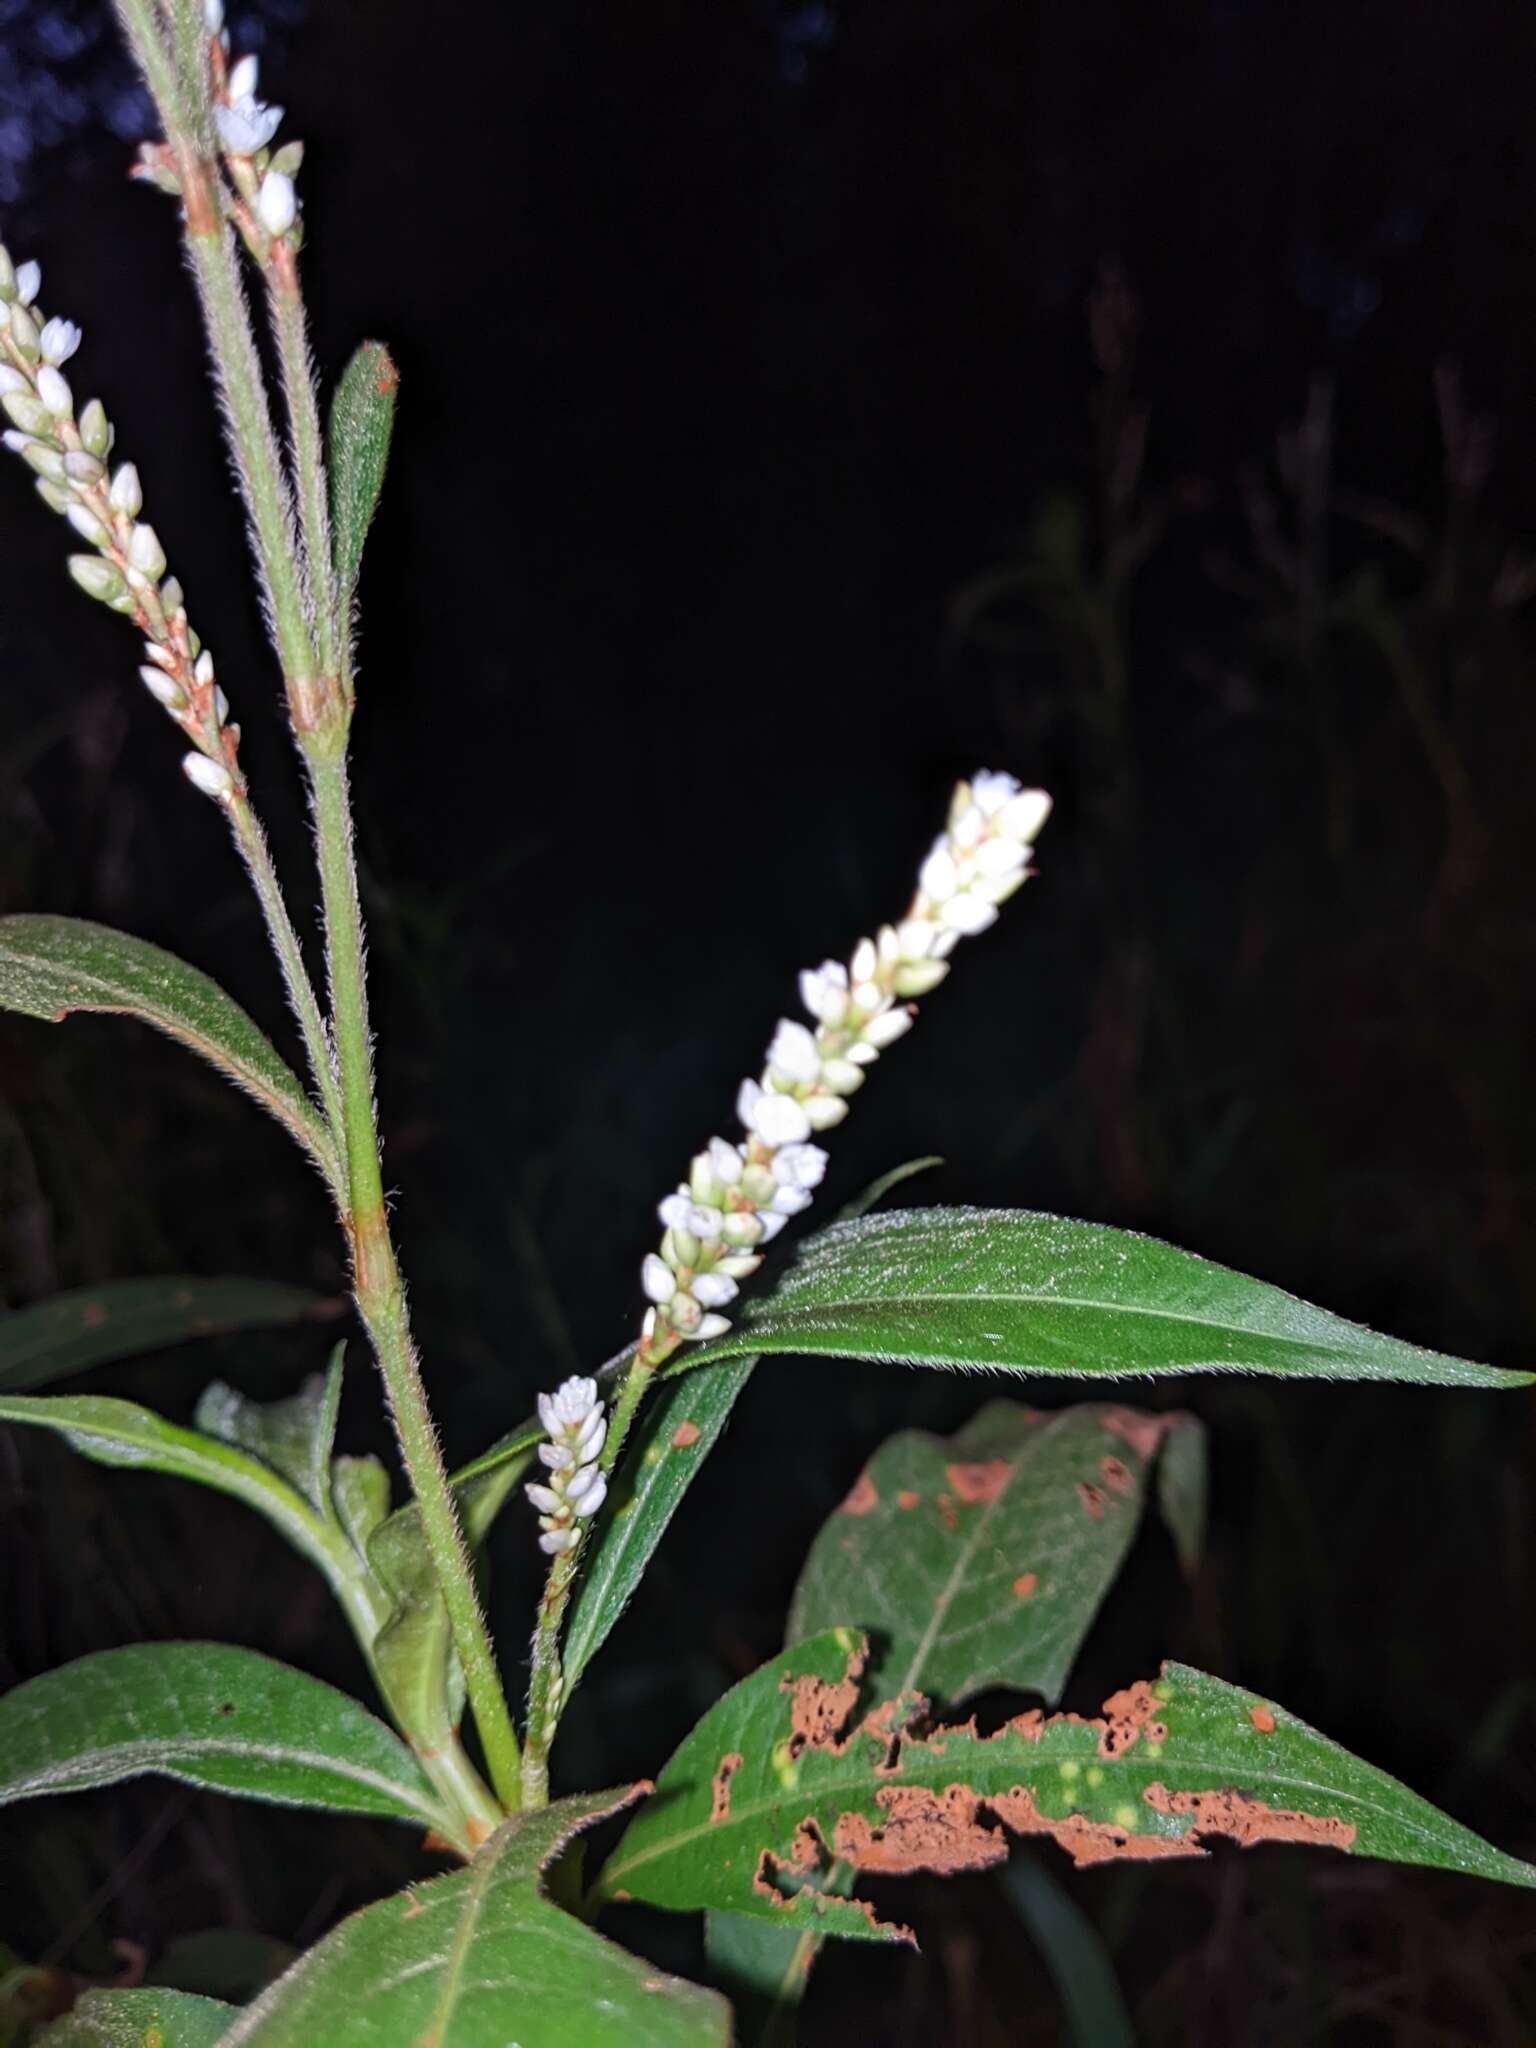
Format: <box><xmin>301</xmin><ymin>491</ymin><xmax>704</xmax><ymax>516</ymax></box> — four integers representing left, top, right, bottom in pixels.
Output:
<box><xmin>564</xmin><ymin>1357</ymin><xmax>758</xmax><ymax>1692</ymax></box>
<box><xmin>0</xmin><ymin>1276</ymin><xmax>330</xmax><ymax>1394</ymax></box>
<box><xmin>195</xmin><ymin>1345</ymin><xmax>345</xmax><ymax>1517</ymax></box>
<box><xmin>34</xmin><ymin>1988</ymin><xmax>235</xmax><ymax>2048</ymax></box>
<box><xmin>704</xmin><ymin>1899</ymin><xmax>840</xmax><ymax>2048</ymax></box>
<box><xmin>0</xmin><ymin>1643</ymin><xmax>450</xmax><ymax>1830</ymax></box>
<box><xmin>0</xmin><ymin>916</ymin><xmax>341</xmax><ymax>1191</ymax></box>
<box><xmin>327</xmin><ymin>341</ymin><xmax>397</xmax><ymax>607</ymax></box>
<box><xmin>332</xmin><ymin>1453</ymin><xmax>392</xmax><ymax>1559</ymax></box>
<box><xmin>681</xmin><ymin>1207</ymin><xmax>1530</xmax><ymax>1389</ymax></box>
<box><xmin>1000</xmin><ymin>1857</ymin><xmax>1136</xmax><ymax>2048</ymax></box>
<box><xmin>221</xmin><ymin>1787</ymin><xmax>730</xmax><ymax>2048</ymax></box>
<box><xmin>596</xmin><ymin>1631</ymin><xmax>1536</xmax><ymax>1937</ymax></box>
<box><xmin>1155</xmin><ymin>1411</ymin><xmax>1208</xmax><ymax>1578</ymax></box>
<box><xmin>0</xmin><ymin>1390</ymin><xmax>350</xmax><ymax>1581</ymax></box>
<box><xmin>788</xmin><ymin>1400</ymin><xmax>1166</xmax><ymax>1709</ymax></box>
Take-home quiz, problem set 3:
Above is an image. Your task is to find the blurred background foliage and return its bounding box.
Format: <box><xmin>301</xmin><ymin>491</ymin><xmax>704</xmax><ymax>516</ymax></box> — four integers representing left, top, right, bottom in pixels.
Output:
<box><xmin>2</xmin><ymin>0</ymin><xmax>1536</xmax><ymax>2039</ymax></box>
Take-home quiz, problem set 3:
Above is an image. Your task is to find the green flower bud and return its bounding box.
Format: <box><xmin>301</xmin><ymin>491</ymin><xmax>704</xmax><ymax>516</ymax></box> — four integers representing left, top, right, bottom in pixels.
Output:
<box><xmin>77</xmin><ymin>398</ymin><xmax>110</xmax><ymax>457</ymax></box>
<box><xmin>2</xmin><ymin>391</ymin><xmax>51</xmax><ymax>436</ymax></box>
<box><xmin>8</xmin><ymin>303</ymin><xmax>39</xmax><ymax>358</ymax></box>
<box><xmin>34</xmin><ymin>477</ymin><xmax>72</xmax><ymax>515</ymax></box>
<box><xmin>17</xmin><ymin>439</ymin><xmax>66</xmax><ymax>483</ymax></box>
<box><xmin>0</xmin><ymin>245</ymin><xmax>14</xmax><ymax>301</ymax></box>
<box><xmin>68</xmin><ymin>554</ymin><xmax>127</xmax><ymax>606</ymax></box>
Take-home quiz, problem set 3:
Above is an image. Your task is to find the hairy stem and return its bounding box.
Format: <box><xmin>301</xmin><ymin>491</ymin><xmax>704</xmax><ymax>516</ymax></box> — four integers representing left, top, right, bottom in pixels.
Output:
<box><xmin>266</xmin><ymin>252</ymin><xmax>342</xmax><ymax>690</ymax></box>
<box><xmin>227</xmin><ymin>794</ymin><xmax>345</xmax><ymax>1180</ymax></box>
<box><xmin>306</xmin><ymin>745</ymin><xmax>522</xmax><ymax>1811</ymax></box>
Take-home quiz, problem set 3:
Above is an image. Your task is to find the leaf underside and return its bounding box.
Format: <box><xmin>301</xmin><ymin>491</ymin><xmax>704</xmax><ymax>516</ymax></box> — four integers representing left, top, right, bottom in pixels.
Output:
<box><xmin>35</xmin><ymin>1987</ymin><xmax>236</xmax><ymax>2048</ymax></box>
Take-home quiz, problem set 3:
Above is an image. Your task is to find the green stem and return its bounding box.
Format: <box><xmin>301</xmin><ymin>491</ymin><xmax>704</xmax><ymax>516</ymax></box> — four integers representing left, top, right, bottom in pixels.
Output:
<box><xmin>227</xmin><ymin>793</ymin><xmax>345</xmax><ymax>1180</ymax></box>
<box><xmin>306</xmin><ymin>745</ymin><xmax>522</xmax><ymax>1811</ymax></box>
<box><xmin>267</xmin><ymin>262</ymin><xmax>342</xmax><ymax>688</ymax></box>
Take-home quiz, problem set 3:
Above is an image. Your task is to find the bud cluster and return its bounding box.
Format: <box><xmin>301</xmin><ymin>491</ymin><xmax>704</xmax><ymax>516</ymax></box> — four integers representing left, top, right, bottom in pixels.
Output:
<box><xmin>0</xmin><ymin>245</ymin><xmax>241</xmax><ymax>804</ymax></box>
<box><xmin>636</xmin><ymin>772</ymin><xmax>1051</xmax><ymax>1366</ymax></box>
<box><xmin>525</xmin><ymin>1378</ymin><xmax>609</xmax><ymax>1555</ymax></box>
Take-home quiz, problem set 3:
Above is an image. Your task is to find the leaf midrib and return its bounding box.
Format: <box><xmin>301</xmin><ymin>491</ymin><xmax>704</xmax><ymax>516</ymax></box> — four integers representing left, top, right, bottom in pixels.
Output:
<box><xmin>6</xmin><ymin>1732</ymin><xmax>440</xmax><ymax>1820</ymax></box>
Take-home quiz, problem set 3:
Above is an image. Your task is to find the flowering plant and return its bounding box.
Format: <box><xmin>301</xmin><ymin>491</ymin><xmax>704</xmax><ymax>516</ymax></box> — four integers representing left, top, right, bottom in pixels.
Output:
<box><xmin>0</xmin><ymin>7</ymin><xmax>1530</xmax><ymax>2044</ymax></box>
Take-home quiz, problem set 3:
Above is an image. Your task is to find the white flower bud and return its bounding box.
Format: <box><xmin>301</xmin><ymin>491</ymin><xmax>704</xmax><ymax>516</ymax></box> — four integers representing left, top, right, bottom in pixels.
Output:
<box><xmin>766</xmin><ymin>1017</ymin><xmax>820</xmax><ymax>1085</ymax></box>
<box><xmin>35</xmin><ymin>365</ymin><xmax>72</xmax><ymax>417</ymax></box>
<box><xmin>939</xmin><ymin>890</ymin><xmax>998</xmax><ymax>936</ymax></box>
<box><xmin>851</xmin><ymin>935</ymin><xmax>877</xmax><ymax>983</ymax></box>
<box><xmin>0</xmin><ymin>365</ymin><xmax>26</xmax><ymax>395</ymax></box>
<box><xmin>14</xmin><ymin>261</ymin><xmax>39</xmax><ymax>306</ymax></box>
<box><xmin>539</xmin><ymin>1526</ymin><xmax>579</xmax><ymax>1554</ymax></box>
<box><xmin>227</xmin><ymin>54</ymin><xmax>260</xmax><ymax>99</ymax></box>
<box><xmin>65</xmin><ymin>501</ymin><xmax>109</xmax><ymax>545</ymax></box>
<box><xmin>139</xmin><ymin>664</ymin><xmax>185</xmax><ymax>710</ymax></box>
<box><xmin>570</xmin><ymin>1471</ymin><xmax>607</xmax><ymax>1518</ymax></box>
<box><xmin>997</xmin><ymin>788</ymin><xmax>1052</xmax><ymax>842</ymax></box>
<box><xmin>182</xmin><ymin>752</ymin><xmax>234</xmax><ymax>799</ymax></box>
<box><xmin>690</xmin><ymin>1271</ymin><xmax>739</xmax><ymax>1309</ymax></box>
<box><xmin>194</xmin><ymin>649</ymin><xmax>215</xmax><ymax>685</ymax></box>
<box><xmin>756</xmin><ymin>1210</ymin><xmax>787</xmax><ymax>1242</ymax></box>
<box><xmin>641</xmin><ymin>1253</ymin><xmax>676</xmax><ymax>1304</ymax></box>
<box><xmin>803</xmin><ymin>1095</ymin><xmax>849</xmax><ymax>1130</ymax></box>
<box><xmin>127</xmin><ymin>522</ymin><xmax>166</xmax><ymax>579</ymax></box>
<box><xmin>696</xmin><ymin>1313</ymin><xmax>732</xmax><ymax>1340</ymax></box>
<box><xmin>918</xmin><ymin>842</ymin><xmax>958</xmax><ymax>902</ymax></box>
<box><xmin>971</xmin><ymin>768</ymin><xmax>1021</xmax><ymax>815</ymax></box>
<box><xmin>257</xmin><ymin>170</ymin><xmax>297</xmax><ymax>237</ymax></box>
<box><xmin>39</xmin><ymin>318</ymin><xmax>81</xmax><ymax>366</ymax></box>
<box><xmin>525</xmin><ymin>1482</ymin><xmax>562</xmax><ymax>1515</ymax></box>
<box><xmin>770</xmin><ymin>1184</ymin><xmax>814</xmax><ymax>1215</ymax></box>
<box><xmin>109</xmin><ymin>463</ymin><xmax>143</xmax><ymax>515</ymax></box>
<box><xmin>204</xmin><ymin>0</ymin><xmax>225</xmax><ymax>30</ymax></box>
<box><xmin>707</xmin><ymin>1136</ymin><xmax>743</xmax><ymax>1185</ymax></box>
<box><xmin>861</xmin><ymin>1006</ymin><xmax>914</xmax><ymax>1049</ymax></box>
<box><xmin>747</xmin><ymin>1089</ymin><xmax>812</xmax><ymax>1147</ymax></box>
<box><xmin>771</xmin><ymin>1142</ymin><xmax>828</xmax><ymax>1191</ymax></box>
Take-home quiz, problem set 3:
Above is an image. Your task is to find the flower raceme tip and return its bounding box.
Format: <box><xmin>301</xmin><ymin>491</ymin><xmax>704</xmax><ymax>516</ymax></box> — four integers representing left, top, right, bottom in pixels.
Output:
<box><xmin>631</xmin><ymin>771</ymin><xmax>1051</xmax><ymax>1369</ymax></box>
<box><xmin>527</xmin><ymin>1378</ymin><xmax>609</xmax><ymax>1555</ymax></box>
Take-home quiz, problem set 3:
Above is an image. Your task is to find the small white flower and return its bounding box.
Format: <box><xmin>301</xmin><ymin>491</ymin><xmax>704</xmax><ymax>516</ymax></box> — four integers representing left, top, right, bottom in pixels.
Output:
<box><xmin>539</xmin><ymin>1526</ymin><xmax>579</xmax><ymax>1555</ymax></box>
<box><xmin>771</xmin><ymin>1142</ymin><xmax>828</xmax><ymax>1191</ymax></box>
<box><xmin>35</xmin><ymin>365</ymin><xmax>72</xmax><ymax>417</ymax></box>
<box><xmin>525</xmin><ymin>1482</ymin><xmax>562</xmax><ymax>1515</ymax></box>
<box><xmin>257</xmin><ymin>170</ymin><xmax>296</xmax><ymax>236</ymax></box>
<box><xmin>66</xmin><ymin>501</ymin><xmax>108</xmax><ymax>545</ymax></box>
<box><xmin>756</xmin><ymin>1210</ymin><xmax>788</xmax><ymax>1242</ymax></box>
<box><xmin>109</xmin><ymin>463</ymin><xmax>142</xmax><ymax>515</ymax></box>
<box><xmin>691</xmin><ymin>1270</ymin><xmax>739</xmax><ymax>1309</ymax></box>
<box><xmin>697</xmin><ymin>1312</ymin><xmax>732</xmax><ymax>1340</ymax></box>
<box><xmin>861</xmin><ymin>1006</ymin><xmax>913</xmax><ymax>1049</ymax></box>
<box><xmin>851</xmin><ymin>936</ymin><xmax>877</xmax><ymax>984</ymax></box>
<box><xmin>707</xmin><ymin>1136</ymin><xmax>743</xmax><ymax>1185</ymax></box>
<box><xmin>204</xmin><ymin>0</ymin><xmax>225</xmax><ymax>30</ymax></box>
<box><xmin>194</xmin><ymin>649</ymin><xmax>216</xmax><ymax>686</ymax></box>
<box><xmin>950</xmin><ymin>802</ymin><xmax>984</xmax><ymax>850</ymax></box>
<box><xmin>997</xmin><ymin>787</ymin><xmax>1052</xmax><ymax>842</ymax></box>
<box><xmin>139</xmin><ymin>664</ymin><xmax>184</xmax><ymax>709</ymax></box>
<box><xmin>746</xmin><ymin>1089</ymin><xmax>812</xmax><ymax>1147</ymax></box>
<box><xmin>14</xmin><ymin>261</ymin><xmax>39</xmax><ymax>305</ymax></box>
<box><xmin>939</xmin><ymin>890</ymin><xmax>998</xmax><ymax>936</ymax></box>
<box><xmin>974</xmin><ymin>834</ymin><xmax>1026</xmax><ymax>877</ymax></box>
<box><xmin>896</xmin><ymin>917</ymin><xmax>938</xmax><ymax>960</ymax></box>
<box><xmin>766</xmin><ymin>1017</ymin><xmax>821</xmax><ymax>1085</ymax></box>
<box><xmin>804</xmin><ymin>1094</ymin><xmax>850</xmax><ymax>1131</ymax></box>
<box><xmin>39</xmin><ymin>318</ymin><xmax>80</xmax><ymax>366</ymax></box>
<box><xmin>570</xmin><ymin>1470</ymin><xmax>607</xmax><ymax>1518</ymax></box>
<box><xmin>919</xmin><ymin>841</ymin><xmax>958</xmax><ymax>902</ymax></box>
<box><xmin>641</xmin><ymin>1253</ymin><xmax>676</xmax><ymax>1304</ymax></box>
<box><xmin>0</xmin><ymin>365</ymin><xmax>25</xmax><ymax>396</ymax></box>
<box><xmin>799</xmin><ymin>959</ymin><xmax>849</xmax><ymax>1026</ymax></box>
<box><xmin>215</xmin><ymin>96</ymin><xmax>284</xmax><ymax>155</ymax></box>
<box><xmin>771</xmin><ymin>1183</ymin><xmax>814</xmax><ymax>1215</ymax></box>
<box><xmin>182</xmin><ymin>752</ymin><xmax>234</xmax><ymax>799</ymax></box>
<box><xmin>227</xmin><ymin>54</ymin><xmax>260</xmax><ymax>99</ymax></box>
<box><xmin>971</xmin><ymin>768</ymin><xmax>1021</xmax><ymax>815</ymax></box>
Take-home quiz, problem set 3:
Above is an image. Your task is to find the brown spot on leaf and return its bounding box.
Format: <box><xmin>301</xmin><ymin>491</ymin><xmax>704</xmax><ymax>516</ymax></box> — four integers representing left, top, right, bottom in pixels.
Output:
<box><xmin>1012</xmin><ymin>1572</ymin><xmax>1038</xmax><ymax>1600</ymax></box>
<box><xmin>710</xmin><ymin>1751</ymin><xmax>743</xmax><ymax>1823</ymax></box>
<box><xmin>1250</xmin><ymin>1705</ymin><xmax>1277</xmax><ymax>1734</ymax></box>
<box><xmin>1099</xmin><ymin>1407</ymin><xmax>1168</xmax><ymax>1460</ymax></box>
<box><xmin>1099</xmin><ymin>1455</ymin><xmax>1133</xmax><ymax>1495</ymax></box>
<box><xmin>833</xmin><ymin>1783</ymin><xmax>1009</xmax><ymax>1875</ymax></box>
<box><xmin>400</xmin><ymin>1892</ymin><xmax>426</xmax><ymax>1919</ymax></box>
<box><xmin>780</xmin><ymin>1647</ymin><xmax>866</xmax><ymax>1757</ymax></box>
<box><xmin>936</xmin><ymin>1493</ymin><xmax>958</xmax><ymax>1532</ymax></box>
<box><xmin>840</xmin><ymin>1468</ymin><xmax>879</xmax><ymax>1515</ymax></box>
<box><xmin>670</xmin><ymin>1421</ymin><xmax>701</xmax><ymax>1448</ymax></box>
<box><xmin>1098</xmin><ymin>1681</ymin><xmax>1169</xmax><ymax>1757</ymax></box>
<box><xmin>896</xmin><ymin>1490</ymin><xmax>921</xmax><ymax>1510</ymax></box>
<box><xmin>1077</xmin><ymin>1481</ymin><xmax>1106</xmax><ymax>1520</ymax></box>
<box><xmin>993</xmin><ymin>1787</ymin><xmax>1200</xmax><ymax>1867</ymax></box>
<box><xmin>1143</xmin><ymin>1782</ymin><xmax>1355</xmax><ymax>1851</ymax></box>
<box><xmin>945</xmin><ymin>1459</ymin><xmax>1011</xmax><ymax>1504</ymax></box>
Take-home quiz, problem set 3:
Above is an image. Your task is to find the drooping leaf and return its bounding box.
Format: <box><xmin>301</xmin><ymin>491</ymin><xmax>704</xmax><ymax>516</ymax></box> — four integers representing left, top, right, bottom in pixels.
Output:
<box><xmin>0</xmin><ymin>1275</ymin><xmax>331</xmax><ymax>1394</ymax></box>
<box><xmin>564</xmin><ymin>1357</ymin><xmax>758</xmax><ymax>1691</ymax></box>
<box><xmin>195</xmin><ymin>1345</ymin><xmax>345</xmax><ymax>1517</ymax></box>
<box><xmin>34</xmin><ymin>1987</ymin><xmax>235</xmax><ymax>2048</ymax></box>
<box><xmin>331</xmin><ymin>1453</ymin><xmax>392</xmax><ymax>1559</ymax></box>
<box><xmin>327</xmin><ymin>341</ymin><xmax>398</xmax><ymax>607</ymax></box>
<box><xmin>0</xmin><ymin>1643</ymin><xmax>450</xmax><ymax>1832</ymax></box>
<box><xmin>0</xmin><ymin>1392</ymin><xmax>352</xmax><ymax>1594</ymax></box>
<box><xmin>0</xmin><ymin>916</ymin><xmax>341</xmax><ymax>1190</ymax></box>
<box><xmin>999</xmin><ymin>1857</ymin><xmax>1136</xmax><ymax>2048</ymax></box>
<box><xmin>1155</xmin><ymin>1411</ymin><xmax>1208</xmax><ymax>1578</ymax></box>
<box><xmin>596</xmin><ymin>1630</ymin><xmax>1536</xmax><ymax>1937</ymax></box>
<box><xmin>788</xmin><ymin>1400</ymin><xmax>1168</xmax><ymax>1709</ymax></box>
<box><xmin>681</xmin><ymin>1207</ymin><xmax>1529</xmax><ymax>1389</ymax></box>
<box><xmin>221</xmin><ymin>1786</ymin><xmax>730</xmax><ymax>2048</ymax></box>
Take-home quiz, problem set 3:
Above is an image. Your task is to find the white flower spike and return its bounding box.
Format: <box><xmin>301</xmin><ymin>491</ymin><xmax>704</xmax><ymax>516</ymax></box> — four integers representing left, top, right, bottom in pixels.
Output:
<box><xmin>633</xmin><ymin>770</ymin><xmax>1050</xmax><ymax>1367</ymax></box>
<box><xmin>527</xmin><ymin>1377</ymin><xmax>609</xmax><ymax>1554</ymax></box>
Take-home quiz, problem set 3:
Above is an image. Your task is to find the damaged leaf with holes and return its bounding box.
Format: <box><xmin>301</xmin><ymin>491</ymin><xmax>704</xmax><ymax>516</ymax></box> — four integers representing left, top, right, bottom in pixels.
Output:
<box><xmin>594</xmin><ymin>1629</ymin><xmax>1536</xmax><ymax>1939</ymax></box>
<box><xmin>789</xmin><ymin>1399</ymin><xmax>1189</xmax><ymax>1708</ymax></box>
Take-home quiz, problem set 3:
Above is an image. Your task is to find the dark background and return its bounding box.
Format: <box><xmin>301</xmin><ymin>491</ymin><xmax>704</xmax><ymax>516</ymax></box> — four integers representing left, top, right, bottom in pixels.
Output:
<box><xmin>3</xmin><ymin>0</ymin><xmax>1536</xmax><ymax>2039</ymax></box>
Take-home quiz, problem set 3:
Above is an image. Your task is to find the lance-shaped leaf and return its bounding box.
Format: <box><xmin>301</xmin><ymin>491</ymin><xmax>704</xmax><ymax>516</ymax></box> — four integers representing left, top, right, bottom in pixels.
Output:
<box><xmin>596</xmin><ymin>1630</ymin><xmax>1536</xmax><ymax>1938</ymax></box>
<box><xmin>1155</xmin><ymin>1411</ymin><xmax>1208</xmax><ymax>1578</ymax></box>
<box><xmin>0</xmin><ymin>1275</ymin><xmax>331</xmax><ymax>1394</ymax></box>
<box><xmin>564</xmin><ymin>1357</ymin><xmax>759</xmax><ymax>1691</ymax></box>
<box><xmin>327</xmin><ymin>341</ymin><xmax>397</xmax><ymax>607</ymax></box>
<box><xmin>0</xmin><ymin>1643</ymin><xmax>451</xmax><ymax>1832</ymax></box>
<box><xmin>680</xmin><ymin>1207</ymin><xmax>1530</xmax><ymax>1389</ymax></box>
<box><xmin>0</xmin><ymin>1391</ymin><xmax>363</xmax><ymax>1606</ymax></box>
<box><xmin>221</xmin><ymin>1786</ymin><xmax>731</xmax><ymax>2048</ymax></box>
<box><xmin>789</xmin><ymin>1401</ymin><xmax>1172</xmax><ymax>1709</ymax></box>
<box><xmin>196</xmin><ymin>1345</ymin><xmax>345</xmax><ymax>1518</ymax></box>
<box><xmin>0</xmin><ymin>916</ymin><xmax>341</xmax><ymax>1191</ymax></box>
<box><xmin>35</xmin><ymin>1988</ymin><xmax>236</xmax><ymax>2048</ymax></box>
